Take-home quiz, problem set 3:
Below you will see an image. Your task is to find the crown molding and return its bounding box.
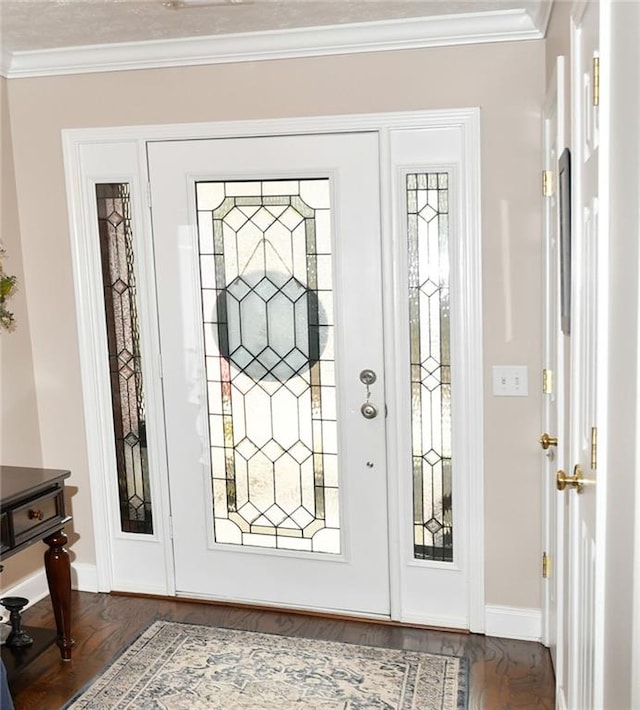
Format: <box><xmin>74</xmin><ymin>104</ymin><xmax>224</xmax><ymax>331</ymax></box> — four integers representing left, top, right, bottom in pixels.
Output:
<box><xmin>2</xmin><ymin>10</ymin><xmax>543</xmax><ymax>79</ymax></box>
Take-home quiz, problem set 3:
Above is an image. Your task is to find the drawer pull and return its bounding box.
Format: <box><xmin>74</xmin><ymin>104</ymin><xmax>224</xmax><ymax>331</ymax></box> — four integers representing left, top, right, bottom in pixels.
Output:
<box><xmin>28</xmin><ymin>509</ymin><xmax>44</xmax><ymax>521</ymax></box>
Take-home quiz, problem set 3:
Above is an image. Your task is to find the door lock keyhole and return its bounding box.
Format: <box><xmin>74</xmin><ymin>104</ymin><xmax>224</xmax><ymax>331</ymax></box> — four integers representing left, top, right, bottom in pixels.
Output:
<box><xmin>359</xmin><ymin>369</ymin><xmax>378</xmax><ymax>420</ymax></box>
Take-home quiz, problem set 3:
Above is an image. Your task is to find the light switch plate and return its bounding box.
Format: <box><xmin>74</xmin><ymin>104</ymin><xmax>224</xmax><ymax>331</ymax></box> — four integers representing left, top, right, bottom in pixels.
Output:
<box><xmin>492</xmin><ymin>365</ymin><xmax>528</xmax><ymax>397</ymax></box>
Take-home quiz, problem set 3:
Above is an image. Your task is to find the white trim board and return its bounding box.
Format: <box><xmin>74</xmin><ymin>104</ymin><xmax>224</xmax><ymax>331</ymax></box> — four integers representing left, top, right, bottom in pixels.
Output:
<box><xmin>2</xmin><ymin>10</ymin><xmax>543</xmax><ymax>79</ymax></box>
<box><xmin>0</xmin><ymin>563</ymin><xmax>99</xmax><ymax>618</ymax></box>
<box><xmin>485</xmin><ymin>604</ymin><xmax>543</xmax><ymax>643</ymax></box>
<box><xmin>0</xmin><ymin>570</ymin><xmax>50</xmax><ymax>618</ymax></box>
<box><xmin>0</xmin><ymin>571</ymin><xmax>541</xmax><ymax>645</ymax></box>
<box><xmin>72</xmin><ymin>563</ymin><xmax>100</xmax><ymax>594</ymax></box>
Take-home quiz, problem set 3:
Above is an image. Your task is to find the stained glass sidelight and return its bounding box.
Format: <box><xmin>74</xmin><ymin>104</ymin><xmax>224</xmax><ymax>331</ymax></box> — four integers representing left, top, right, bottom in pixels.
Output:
<box><xmin>96</xmin><ymin>184</ymin><xmax>153</xmax><ymax>534</ymax></box>
<box><xmin>196</xmin><ymin>179</ymin><xmax>339</xmax><ymax>553</ymax></box>
<box><xmin>406</xmin><ymin>172</ymin><xmax>453</xmax><ymax>562</ymax></box>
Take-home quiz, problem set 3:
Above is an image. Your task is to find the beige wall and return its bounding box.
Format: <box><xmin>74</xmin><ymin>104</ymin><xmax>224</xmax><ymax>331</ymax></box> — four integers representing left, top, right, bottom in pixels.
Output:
<box><xmin>4</xmin><ymin>39</ymin><xmax>544</xmax><ymax>610</ymax></box>
<box><xmin>1</xmin><ymin>76</ymin><xmax>46</xmax><ymax>590</ymax></box>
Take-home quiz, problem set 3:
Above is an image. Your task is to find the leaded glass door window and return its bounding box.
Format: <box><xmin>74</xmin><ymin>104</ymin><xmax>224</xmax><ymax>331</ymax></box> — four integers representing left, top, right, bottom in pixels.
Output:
<box><xmin>95</xmin><ymin>183</ymin><xmax>153</xmax><ymax>534</ymax></box>
<box><xmin>149</xmin><ymin>133</ymin><xmax>390</xmax><ymax>615</ymax></box>
<box><xmin>197</xmin><ymin>179</ymin><xmax>339</xmax><ymax>553</ymax></box>
<box><xmin>406</xmin><ymin>173</ymin><xmax>453</xmax><ymax>563</ymax></box>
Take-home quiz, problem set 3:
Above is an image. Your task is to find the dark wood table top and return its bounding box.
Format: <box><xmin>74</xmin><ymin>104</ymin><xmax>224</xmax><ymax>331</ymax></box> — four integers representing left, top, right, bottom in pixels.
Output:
<box><xmin>0</xmin><ymin>466</ymin><xmax>71</xmax><ymax>508</ymax></box>
<box><xmin>0</xmin><ymin>465</ymin><xmax>75</xmax><ymax>664</ymax></box>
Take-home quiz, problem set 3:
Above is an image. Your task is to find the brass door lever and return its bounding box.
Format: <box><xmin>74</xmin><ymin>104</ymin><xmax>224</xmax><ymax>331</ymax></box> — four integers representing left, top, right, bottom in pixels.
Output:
<box><xmin>556</xmin><ymin>465</ymin><xmax>584</xmax><ymax>494</ymax></box>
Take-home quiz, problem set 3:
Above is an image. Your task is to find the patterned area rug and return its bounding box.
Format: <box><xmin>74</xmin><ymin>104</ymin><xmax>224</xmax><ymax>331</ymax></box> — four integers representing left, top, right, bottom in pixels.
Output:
<box><xmin>65</xmin><ymin>620</ymin><xmax>468</xmax><ymax>709</ymax></box>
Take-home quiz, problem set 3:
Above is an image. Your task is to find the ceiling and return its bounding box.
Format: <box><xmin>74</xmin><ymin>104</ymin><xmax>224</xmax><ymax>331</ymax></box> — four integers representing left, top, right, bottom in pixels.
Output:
<box><xmin>0</xmin><ymin>0</ymin><xmax>551</xmax><ymax>55</ymax></box>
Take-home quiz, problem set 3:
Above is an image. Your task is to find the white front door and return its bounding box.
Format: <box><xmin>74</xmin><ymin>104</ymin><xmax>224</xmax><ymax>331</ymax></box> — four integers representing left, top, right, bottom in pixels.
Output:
<box><xmin>148</xmin><ymin>133</ymin><xmax>391</xmax><ymax>615</ymax></box>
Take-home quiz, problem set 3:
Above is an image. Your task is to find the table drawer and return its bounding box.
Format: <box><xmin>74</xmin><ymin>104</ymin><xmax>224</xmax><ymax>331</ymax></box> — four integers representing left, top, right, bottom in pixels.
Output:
<box><xmin>12</xmin><ymin>488</ymin><xmax>65</xmax><ymax>546</ymax></box>
<box><xmin>0</xmin><ymin>513</ymin><xmax>9</xmax><ymax>555</ymax></box>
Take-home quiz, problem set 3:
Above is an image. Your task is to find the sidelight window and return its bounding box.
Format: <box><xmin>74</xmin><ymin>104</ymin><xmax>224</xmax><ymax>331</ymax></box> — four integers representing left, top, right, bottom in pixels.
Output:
<box><xmin>407</xmin><ymin>172</ymin><xmax>453</xmax><ymax>562</ymax></box>
<box><xmin>95</xmin><ymin>183</ymin><xmax>153</xmax><ymax>534</ymax></box>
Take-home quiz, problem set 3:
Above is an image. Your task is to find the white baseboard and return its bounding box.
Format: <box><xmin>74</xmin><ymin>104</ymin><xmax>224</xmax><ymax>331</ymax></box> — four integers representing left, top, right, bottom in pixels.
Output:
<box><xmin>0</xmin><ymin>571</ymin><xmax>541</xmax><ymax>645</ymax></box>
<box><xmin>556</xmin><ymin>687</ymin><xmax>568</xmax><ymax>710</ymax></box>
<box><xmin>485</xmin><ymin>604</ymin><xmax>542</xmax><ymax>642</ymax></box>
<box><xmin>71</xmin><ymin>563</ymin><xmax>99</xmax><ymax>593</ymax></box>
<box><xmin>111</xmin><ymin>581</ymin><xmax>171</xmax><ymax>596</ymax></box>
<box><xmin>397</xmin><ymin>612</ymin><xmax>468</xmax><ymax>631</ymax></box>
<box><xmin>0</xmin><ymin>562</ymin><xmax>100</xmax><ymax>619</ymax></box>
<box><xmin>0</xmin><ymin>569</ymin><xmax>49</xmax><ymax>621</ymax></box>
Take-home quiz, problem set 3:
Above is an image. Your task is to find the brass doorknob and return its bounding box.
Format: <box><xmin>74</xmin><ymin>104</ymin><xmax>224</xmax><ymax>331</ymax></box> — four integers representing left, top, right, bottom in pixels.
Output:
<box><xmin>556</xmin><ymin>465</ymin><xmax>584</xmax><ymax>494</ymax></box>
<box><xmin>540</xmin><ymin>433</ymin><xmax>558</xmax><ymax>449</ymax></box>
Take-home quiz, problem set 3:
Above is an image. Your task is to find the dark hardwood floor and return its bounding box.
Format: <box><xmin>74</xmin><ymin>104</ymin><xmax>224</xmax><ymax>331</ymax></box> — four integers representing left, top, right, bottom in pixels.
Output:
<box><xmin>5</xmin><ymin>591</ymin><xmax>554</xmax><ymax>709</ymax></box>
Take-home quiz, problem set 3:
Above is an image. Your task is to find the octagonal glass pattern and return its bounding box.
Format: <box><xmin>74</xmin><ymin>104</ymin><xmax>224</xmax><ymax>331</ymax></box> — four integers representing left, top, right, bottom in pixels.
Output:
<box><xmin>196</xmin><ymin>179</ymin><xmax>339</xmax><ymax>553</ymax></box>
<box><xmin>407</xmin><ymin>173</ymin><xmax>453</xmax><ymax>562</ymax></box>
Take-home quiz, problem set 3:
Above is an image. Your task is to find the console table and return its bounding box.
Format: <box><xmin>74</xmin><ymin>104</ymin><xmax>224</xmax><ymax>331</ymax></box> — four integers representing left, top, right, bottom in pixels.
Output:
<box><xmin>0</xmin><ymin>466</ymin><xmax>74</xmax><ymax>661</ymax></box>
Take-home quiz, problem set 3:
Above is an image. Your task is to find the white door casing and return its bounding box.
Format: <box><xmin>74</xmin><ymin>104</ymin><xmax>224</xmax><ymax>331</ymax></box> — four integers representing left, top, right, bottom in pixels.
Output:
<box><xmin>61</xmin><ymin>110</ymin><xmax>483</xmax><ymax>630</ymax></box>
<box><xmin>61</xmin><ymin>139</ymin><xmax>175</xmax><ymax>596</ymax></box>
<box><xmin>565</xmin><ymin>1</ymin><xmax>606</xmax><ymax>706</ymax></box>
<box><xmin>387</xmin><ymin>126</ymin><xmax>482</xmax><ymax>628</ymax></box>
<box><xmin>541</xmin><ymin>55</ymin><xmax>567</xmax><ymax>682</ymax></box>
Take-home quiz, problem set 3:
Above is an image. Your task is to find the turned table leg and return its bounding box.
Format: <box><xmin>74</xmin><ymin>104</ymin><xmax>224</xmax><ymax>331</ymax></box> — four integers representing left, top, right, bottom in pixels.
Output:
<box><xmin>43</xmin><ymin>530</ymin><xmax>74</xmax><ymax>661</ymax></box>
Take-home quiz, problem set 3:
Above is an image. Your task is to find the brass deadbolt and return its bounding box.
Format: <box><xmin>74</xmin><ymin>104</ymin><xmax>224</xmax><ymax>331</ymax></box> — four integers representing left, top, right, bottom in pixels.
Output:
<box><xmin>540</xmin><ymin>433</ymin><xmax>558</xmax><ymax>450</ymax></box>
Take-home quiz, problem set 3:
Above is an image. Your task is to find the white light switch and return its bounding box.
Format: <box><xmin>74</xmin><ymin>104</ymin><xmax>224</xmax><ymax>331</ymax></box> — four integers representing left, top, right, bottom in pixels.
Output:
<box><xmin>492</xmin><ymin>365</ymin><xmax>528</xmax><ymax>397</ymax></box>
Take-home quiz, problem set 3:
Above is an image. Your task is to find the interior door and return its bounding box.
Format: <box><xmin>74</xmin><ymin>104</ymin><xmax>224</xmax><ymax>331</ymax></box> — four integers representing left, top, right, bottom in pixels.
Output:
<box><xmin>148</xmin><ymin>132</ymin><xmax>391</xmax><ymax>615</ymax></box>
<box><xmin>541</xmin><ymin>56</ymin><xmax>566</xmax><ymax>680</ymax></box>
<box><xmin>563</xmin><ymin>1</ymin><xmax>602</xmax><ymax>706</ymax></box>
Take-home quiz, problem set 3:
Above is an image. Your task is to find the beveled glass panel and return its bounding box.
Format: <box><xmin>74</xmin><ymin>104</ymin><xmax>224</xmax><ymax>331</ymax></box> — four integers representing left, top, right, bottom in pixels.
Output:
<box><xmin>95</xmin><ymin>183</ymin><xmax>153</xmax><ymax>534</ymax></box>
<box><xmin>406</xmin><ymin>172</ymin><xmax>453</xmax><ymax>562</ymax></box>
<box><xmin>196</xmin><ymin>179</ymin><xmax>339</xmax><ymax>553</ymax></box>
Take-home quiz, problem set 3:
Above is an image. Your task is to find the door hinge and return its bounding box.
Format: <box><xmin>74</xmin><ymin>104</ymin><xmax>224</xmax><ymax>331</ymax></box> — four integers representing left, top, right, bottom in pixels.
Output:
<box><xmin>543</xmin><ymin>552</ymin><xmax>550</xmax><ymax>579</ymax></box>
<box><xmin>591</xmin><ymin>426</ymin><xmax>598</xmax><ymax>470</ymax></box>
<box><xmin>168</xmin><ymin>516</ymin><xmax>174</xmax><ymax>539</ymax></box>
<box><xmin>542</xmin><ymin>368</ymin><xmax>553</xmax><ymax>394</ymax></box>
<box><xmin>146</xmin><ymin>181</ymin><xmax>153</xmax><ymax>209</ymax></box>
<box><xmin>592</xmin><ymin>56</ymin><xmax>600</xmax><ymax>107</ymax></box>
<box><xmin>542</xmin><ymin>170</ymin><xmax>554</xmax><ymax>197</ymax></box>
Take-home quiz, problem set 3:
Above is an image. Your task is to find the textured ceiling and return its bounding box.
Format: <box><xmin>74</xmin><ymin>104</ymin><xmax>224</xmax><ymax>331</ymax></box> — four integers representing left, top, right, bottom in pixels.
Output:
<box><xmin>0</xmin><ymin>0</ymin><xmax>551</xmax><ymax>54</ymax></box>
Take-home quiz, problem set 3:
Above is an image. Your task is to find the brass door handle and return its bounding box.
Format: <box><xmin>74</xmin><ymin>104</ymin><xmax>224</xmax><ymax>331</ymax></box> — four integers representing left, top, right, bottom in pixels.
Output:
<box><xmin>540</xmin><ymin>433</ymin><xmax>558</xmax><ymax>449</ymax></box>
<box><xmin>556</xmin><ymin>465</ymin><xmax>584</xmax><ymax>494</ymax></box>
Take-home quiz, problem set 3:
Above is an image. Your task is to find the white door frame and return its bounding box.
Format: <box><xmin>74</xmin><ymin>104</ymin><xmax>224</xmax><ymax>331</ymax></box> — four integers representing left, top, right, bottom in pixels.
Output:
<box><xmin>566</xmin><ymin>1</ymin><xmax>607</xmax><ymax>705</ymax></box>
<box><xmin>541</xmin><ymin>54</ymin><xmax>567</xmax><ymax>674</ymax></box>
<box><xmin>62</xmin><ymin>108</ymin><xmax>484</xmax><ymax>630</ymax></box>
<box><xmin>149</xmin><ymin>132</ymin><xmax>391</xmax><ymax>616</ymax></box>
<box><xmin>605</xmin><ymin>2</ymin><xmax>640</xmax><ymax>707</ymax></box>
